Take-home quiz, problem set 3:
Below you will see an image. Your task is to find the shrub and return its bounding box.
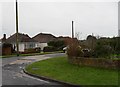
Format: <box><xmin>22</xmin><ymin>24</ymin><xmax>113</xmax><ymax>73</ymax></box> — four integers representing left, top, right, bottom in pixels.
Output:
<box><xmin>48</xmin><ymin>40</ymin><xmax>65</xmax><ymax>51</ymax></box>
<box><xmin>82</xmin><ymin>49</ymin><xmax>92</xmax><ymax>57</ymax></box>
<box><xmin>24</xmin><ymin>47</ymin><xmax>41</xmax><ymax>54</ymax></box>
<box><xmin>67</xmin><ymin>38</ymin><xmax>84</xmax><ymax>57</ymax></box>
<box><xmin>96</xmin><ymin>37</ymin><xmax>120</xmax><ymax>56</ymax></box>
<box><xmin>2</xmin><ymin>43</ymin><xmax>12</xmax><ymax>48</ymax></box>
<box><xmin>25</xmin><ymin>48</ymin><xmax>34</xmax><ymax>53</ymax></box>
<box><xmin>2</xmin><ymin>43</ymin><xmax>13</xmax><ymax>55</ymax></box>
<box><xmin>112</xmin><ymin>37</ymin><xmax>120</xmax><ymax>54</ymax></box>
<box><xmin>43</xmin><ymin>46</ymin><xmax>55</xmax><ymax>52</ymax></box>
<box><xmin>35</xmin><ymin>47</ymin><xmax>41</xmax><ymax>52</ymax></box>
<box><xmin>93</xmin><ymin>43</ymin><xmax>114</xmax><ymax>58</ymax></box>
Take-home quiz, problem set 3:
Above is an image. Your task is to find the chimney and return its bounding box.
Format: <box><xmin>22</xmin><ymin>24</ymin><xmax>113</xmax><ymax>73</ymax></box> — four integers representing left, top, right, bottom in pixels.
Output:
<box><xmin>3</xmin><ymin>34</ymin><xmax>6</xmax><ymax>40</ymax></box>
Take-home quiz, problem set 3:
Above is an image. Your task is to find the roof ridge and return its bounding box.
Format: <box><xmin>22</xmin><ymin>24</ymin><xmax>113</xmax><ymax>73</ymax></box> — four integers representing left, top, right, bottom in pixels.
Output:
<box><xmin>6</xmin><ymin>33</ymin><xmax>38</xmax><ymax>43</ymax></box>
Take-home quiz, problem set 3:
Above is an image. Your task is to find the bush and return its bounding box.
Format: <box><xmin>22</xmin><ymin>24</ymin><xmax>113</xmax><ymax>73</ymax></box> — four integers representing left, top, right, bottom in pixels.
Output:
<box><xmin>24</xmin><ymin>47</ymin><xmax>41</xmax><ymax>54</ymax></box>
<box><xmin>82</xmin><ymin>49</ymin><xmax>92</xmax><ymax>57</ymax></box>
<box><xmin>67</xmin><ymin>38</ymin><xmax>84</xmax><ymax>57</ymax></box>
<box><xmin>111</xmin><ymin>37</ymin><xmax>120</xmax><ymax>54</ymax></box>
<box><xmin>2</xmin><ymin>43</ymin><xmax>12</xmax><ymax>48</ymax></box>
<box><xmin>48</xmin><ymin>40</ymin><xmax>65</xmax><ymax>51</ymax></box>
<box><xmin>2</xmin><ymin>43</ymin><xmax>14</xmax><ymax>53</ymax></box>
<box><xmin>35</xmin><ymin>47</ymin><xmax>41</xmax><ymax>52</ymax></box>
<box><xmin>1</xmin><ymin>43</ymin><xmax>13</xmax><ymax>55</ymax></box>
<box><xmin>43</xmin><ymin>46</ymin><xmax>55</xmax><ymax>52</ymax></box>
<box><xmin>93</xmin><ymin>43</ymin><xmax>114</xmax><ymax>58</ymax></box>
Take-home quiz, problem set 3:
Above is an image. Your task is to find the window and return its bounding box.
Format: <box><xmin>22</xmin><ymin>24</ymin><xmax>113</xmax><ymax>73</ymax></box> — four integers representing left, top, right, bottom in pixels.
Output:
<box><xmin>29</xmin><ymin>43</ymin><xmax>35</xmax><ymax>48</ymax></box>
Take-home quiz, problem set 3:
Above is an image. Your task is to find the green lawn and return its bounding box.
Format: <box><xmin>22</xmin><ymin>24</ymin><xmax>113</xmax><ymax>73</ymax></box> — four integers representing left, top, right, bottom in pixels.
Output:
<box><xmin>26</xmin><ymin>57</ymin><xmax>119</xmax><ymax>85</ymax></box>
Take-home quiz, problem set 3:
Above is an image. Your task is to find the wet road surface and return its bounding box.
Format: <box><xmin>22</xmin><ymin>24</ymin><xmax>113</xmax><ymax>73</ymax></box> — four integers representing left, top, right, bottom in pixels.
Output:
<box><xmin>2</xmin><ymin>53</ymin><xmax>66</xmax><ymax>86</ymax></box>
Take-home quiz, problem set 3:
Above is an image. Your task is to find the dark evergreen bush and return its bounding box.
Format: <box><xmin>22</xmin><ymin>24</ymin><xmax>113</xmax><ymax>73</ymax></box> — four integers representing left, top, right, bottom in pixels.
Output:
<box><xmin>43</xmin><ymin>46</ymin><xmax>55</xmax><ymax>52</ymax></box>
<box><xmin>48</xmin><ymin>40</ymin><xmax>65</xmax><ymax>51</ymax></box>
<box><xmin>93</xmin><ymin>43</ymin><xmax>114</xmax><ymax>58</ymax></box>
<box><xmin>2</xmin><ymin>43</ymin><xmax>12</xmax><ymax>48</ymax></box>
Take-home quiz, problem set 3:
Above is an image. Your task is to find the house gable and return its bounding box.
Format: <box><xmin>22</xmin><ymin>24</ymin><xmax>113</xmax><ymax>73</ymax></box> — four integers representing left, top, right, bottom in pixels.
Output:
<box><xmin>32</xmin><ymin>33</ymin><xmax>56</xmax><ymax>43</ymax></box>
<box><xmin>5</xmin><ymin>33</ymin><xmax>38</xmax><ymax>52</ymax></box>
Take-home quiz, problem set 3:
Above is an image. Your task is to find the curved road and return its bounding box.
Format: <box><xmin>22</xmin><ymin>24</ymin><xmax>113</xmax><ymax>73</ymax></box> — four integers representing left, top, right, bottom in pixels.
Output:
<box><xmin>2</xmin><ymin>53</ymin><xmax>66</xmax><ymax>86</ymax></box>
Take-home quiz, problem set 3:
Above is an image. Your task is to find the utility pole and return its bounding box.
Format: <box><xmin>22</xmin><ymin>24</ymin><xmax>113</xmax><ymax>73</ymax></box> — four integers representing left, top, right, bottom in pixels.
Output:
<box><xmin>16</xmin><ymin>0</ymin><xmax>19</xmax><ymax>56</ymax></box>
<box><xmin>72</xmin><ymin>21</ymin><xmax>74</xmax><ymax>38</ymax></box>
<box><xmin>117</xmin><ymin>1</ymin><xmax>120</xmax><ymax>81</ymax></box>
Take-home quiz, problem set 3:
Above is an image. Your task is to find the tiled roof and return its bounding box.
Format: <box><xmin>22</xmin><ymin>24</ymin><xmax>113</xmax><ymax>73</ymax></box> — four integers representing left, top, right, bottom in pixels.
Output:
<box><xmin>32</xmin><ymin>33</ymin><xmax>56</xmax><ymax>43</ymax></box>
<box><xmin>6</xmin><ymin>33</ymin><xmax>37</xmax><ymax>43</ymax></box>
<box><xmin>0</xmin><ymin>38</ymin><xmax>6</xmax><ymax>43</ymax></box>
<box><xmin>57</xmin><ymin>36</ymin><xmax>71</xmax><ymax>41</ymax></box>
<box><xmin>0</xmin><ymin>34</ymin><xmax>7</xmax><ymax>43</ymax></box>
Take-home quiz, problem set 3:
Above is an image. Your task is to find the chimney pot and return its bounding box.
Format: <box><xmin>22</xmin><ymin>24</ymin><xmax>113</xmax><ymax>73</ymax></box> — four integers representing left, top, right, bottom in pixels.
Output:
<box><xmin>3</xmin><ymin>34</ymin><xmax>6</xmax><ymax>39</ymax></box>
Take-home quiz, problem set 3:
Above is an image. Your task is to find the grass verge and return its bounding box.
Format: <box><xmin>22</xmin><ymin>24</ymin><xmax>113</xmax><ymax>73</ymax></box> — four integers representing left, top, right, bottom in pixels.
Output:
<box><xmin>25</xmin><ymin>56</ymin><xmax>118</xmax><ymax>85</ymax></box>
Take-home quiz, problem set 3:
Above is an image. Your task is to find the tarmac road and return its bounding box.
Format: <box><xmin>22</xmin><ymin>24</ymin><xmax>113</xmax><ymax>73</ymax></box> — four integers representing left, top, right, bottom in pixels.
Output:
<box><xmin>2</xmin><ymin>53</ymin><xmax>66</xmax><ymax>86</ymax></box>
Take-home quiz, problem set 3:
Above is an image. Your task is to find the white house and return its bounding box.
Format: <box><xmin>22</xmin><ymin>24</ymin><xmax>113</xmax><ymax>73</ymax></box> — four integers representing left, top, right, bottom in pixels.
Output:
<box><xmin>32</xmin><ymin>33</ymin><xmax>56</xmax><ymax>50</ymax></box>
<box><xmin>6</xmin><ymin>33</ymin><xmax>39</xmax><ymax>52</ymax></box>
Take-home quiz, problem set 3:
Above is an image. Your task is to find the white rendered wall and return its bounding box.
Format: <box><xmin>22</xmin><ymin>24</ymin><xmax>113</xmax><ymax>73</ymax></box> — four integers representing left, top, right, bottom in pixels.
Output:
<box><xmin>37</xmin><ymin>43</ymin><xmax>48</xmax><ymax>50</ymax></box>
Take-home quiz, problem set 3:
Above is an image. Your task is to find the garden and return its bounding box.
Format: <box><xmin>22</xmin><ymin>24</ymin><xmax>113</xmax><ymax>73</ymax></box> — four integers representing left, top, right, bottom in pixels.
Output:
<box><xmin>26</xmin><ymin>56</ymin><xmax>118</xmax><ymax>85</ymax></box>
<box><xmin>0</xmin><ymin>40</ymin><xmax>64</xmax><ymax>58</ymax></box>
<box><xmin>25</xmin><ymin>36</ymin><xmax>120</xmax><ymax>86</ymax></box>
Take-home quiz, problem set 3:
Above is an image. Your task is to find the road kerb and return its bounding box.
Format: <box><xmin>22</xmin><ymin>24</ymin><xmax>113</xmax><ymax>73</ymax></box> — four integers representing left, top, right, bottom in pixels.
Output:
<box><xmin>23</xmin><ymin>68</ymin><xmax>80</xmax><ymax>87</ymax></box>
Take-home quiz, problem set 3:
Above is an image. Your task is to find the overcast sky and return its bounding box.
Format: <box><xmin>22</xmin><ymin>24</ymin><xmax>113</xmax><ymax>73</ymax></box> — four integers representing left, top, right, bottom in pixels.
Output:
<box><xmin>1</xmin><ymin>0</ymin><xmax>119</xmax><ymax>39</ymax></box>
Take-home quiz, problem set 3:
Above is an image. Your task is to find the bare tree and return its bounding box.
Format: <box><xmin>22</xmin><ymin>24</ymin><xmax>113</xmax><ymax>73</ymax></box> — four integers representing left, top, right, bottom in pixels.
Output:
<box><xmin>75</xmin><ymin>32</ymin><xmax>82</xmax><ymax>40</ymax></box>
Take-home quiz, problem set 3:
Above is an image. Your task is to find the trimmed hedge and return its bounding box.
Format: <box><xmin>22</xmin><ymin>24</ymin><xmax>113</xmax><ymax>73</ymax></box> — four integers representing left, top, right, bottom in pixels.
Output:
<box><xmin>24</xmin><ymin>47</ymin><xmax>41</xmax><ymax>54</ymax></box>
<box><xmin>68</xmin><ymin>57</ymin><xmax>120</xmax><ymax>70</ymax></box>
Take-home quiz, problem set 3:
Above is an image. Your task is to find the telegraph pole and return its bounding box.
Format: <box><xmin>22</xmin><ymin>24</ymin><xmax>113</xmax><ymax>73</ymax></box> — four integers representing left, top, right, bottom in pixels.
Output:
<box><xmin>16</xmin><ymin>0</ymin><xmax>19</xmax><ymax>56</ymax></box>
<box><xmin>118</xmin><ymin>1</ymin><xmax>120</xmax><ymax>37</ymax></box>
<box><xmin>72</xmin><ymin>21</ymin><xmax>74</xmax><ymax>38</ymax></box>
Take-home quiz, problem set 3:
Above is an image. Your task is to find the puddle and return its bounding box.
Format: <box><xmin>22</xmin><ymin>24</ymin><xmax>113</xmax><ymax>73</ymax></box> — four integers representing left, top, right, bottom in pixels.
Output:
<box><xmin>2</xmin><ymin>64</ymin><xmax>25</xmax><ymax>72</ymax></box>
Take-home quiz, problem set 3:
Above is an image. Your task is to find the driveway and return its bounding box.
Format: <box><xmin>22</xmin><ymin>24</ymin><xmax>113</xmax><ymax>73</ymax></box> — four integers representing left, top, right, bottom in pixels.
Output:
<box><xmin>2</xmin><ymin>53</ymin><xmax>66</xmax><ymax>86</ymax></box>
